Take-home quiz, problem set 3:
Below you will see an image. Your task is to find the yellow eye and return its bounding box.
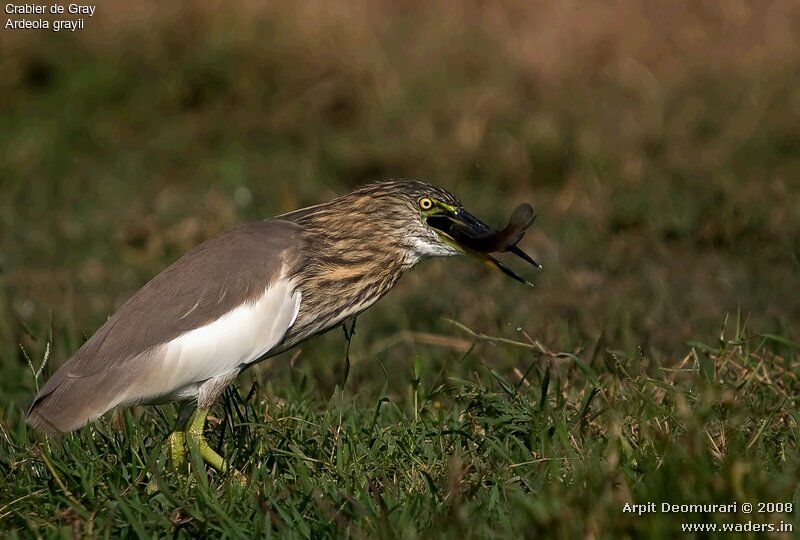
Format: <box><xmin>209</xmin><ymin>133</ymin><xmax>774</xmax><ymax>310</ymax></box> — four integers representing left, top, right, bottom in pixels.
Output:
<box><xmin>419</xmin><ymin>197</ymin><xmax>433</xmax><ymax>210</ymax></box>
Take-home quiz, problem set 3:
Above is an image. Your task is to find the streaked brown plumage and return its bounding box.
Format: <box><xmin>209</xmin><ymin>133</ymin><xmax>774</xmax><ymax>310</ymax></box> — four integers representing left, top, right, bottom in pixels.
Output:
<box><xmin>27</xmin><ymin>179</ymin><xmax>538</xmax><ymax>473</ymax></box>
<box><xmin>281</xmin><ymin>181</ymin><xmax>462</xmax><ymax>344</ymax></box>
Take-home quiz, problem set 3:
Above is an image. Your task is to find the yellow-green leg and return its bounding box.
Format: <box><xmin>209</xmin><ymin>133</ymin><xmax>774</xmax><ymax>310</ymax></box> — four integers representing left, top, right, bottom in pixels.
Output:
<box><xmin>184</xmin><ymin>407</ymin><xmax>227</xmax><ymax>471</ymax></box>
<box><xmin>167</xmin><ymin>404</ymin><xmax>194</xmax><ymax>469</ymax></box>
<box><xmin>168</xmin><ymin>406</ymin><xmax>245</xmax><ymax>481</ymax></box>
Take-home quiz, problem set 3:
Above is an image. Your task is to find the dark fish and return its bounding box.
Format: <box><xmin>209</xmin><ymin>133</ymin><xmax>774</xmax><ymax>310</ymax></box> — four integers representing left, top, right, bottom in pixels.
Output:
<box><xmin>426</xmin><ymin>202</ymin><xmax>541</xmax><ymax>285</ymax></box>
<box><xmin>450</xmin><ymin>203</ymin><xmax>536</xmax><ymax>254</ymax></box>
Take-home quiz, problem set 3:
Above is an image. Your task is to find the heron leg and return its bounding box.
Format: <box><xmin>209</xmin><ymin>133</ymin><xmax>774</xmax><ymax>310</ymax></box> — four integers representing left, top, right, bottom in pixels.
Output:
<box><xmin>166</xmin><ymin>406</ymin><xmax>242</xmax><ymax>479</ymax></box>
<box><xmin>167</xmin><ymin>403</ymin><xmax>195</xmax><ymax>469</ymax></box>
<box><xmin>184</xmin><ymin>407</ymin><xmax>247</xmax><ymax>484</ymax></box>
<box><xmin>165</xmin><ymin>373</ymin><xmax>245</xmax><ymax>481</ymax></box>
<box><xmin>184</xmin><ymin>407</ymin><xmax>228</xmax><ymax>471</ymax></box>
<box><xmin>168</xmin><ymin>408</ymin><xmax>234</xmax><ymax>470</ymax></box>
<box><xmin>167</xmin><ymin>405</ymin><xmax>227</xmax><ymax>471</ymax></box>
<box><xmin>341</xmin><ymin>317</ymin><xmax>357</xmax><ymax>385</ymax></box>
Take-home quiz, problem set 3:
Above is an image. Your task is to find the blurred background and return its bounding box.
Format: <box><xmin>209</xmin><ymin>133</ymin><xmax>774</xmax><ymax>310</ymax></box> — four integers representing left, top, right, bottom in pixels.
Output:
<box><xmin>2</xmin><ymin>0</ymin><xmax>799</xmax><ymax>408</ymax></box>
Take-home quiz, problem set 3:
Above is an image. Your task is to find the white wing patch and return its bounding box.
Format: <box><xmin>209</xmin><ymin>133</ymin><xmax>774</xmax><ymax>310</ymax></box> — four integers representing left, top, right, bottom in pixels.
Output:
<box><xmin>137</xmin><ymin>278</ymin><xmax>301</xmax><ymax>403</ymax></box>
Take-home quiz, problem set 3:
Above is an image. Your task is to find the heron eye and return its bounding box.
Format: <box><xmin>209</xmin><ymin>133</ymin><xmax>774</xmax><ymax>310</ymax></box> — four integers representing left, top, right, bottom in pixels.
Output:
<box><xmin>419</xmin><ymin>197</ymin><xmax>433</xmax><ymax>210</ymax></box>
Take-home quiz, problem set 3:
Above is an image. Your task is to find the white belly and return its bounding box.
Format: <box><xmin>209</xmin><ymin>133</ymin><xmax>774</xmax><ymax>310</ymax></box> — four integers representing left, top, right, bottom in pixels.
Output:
<box><xmin>130</xmin><ymin>279</ymin><xmax>301</xmax><ymax>404</ymax></box>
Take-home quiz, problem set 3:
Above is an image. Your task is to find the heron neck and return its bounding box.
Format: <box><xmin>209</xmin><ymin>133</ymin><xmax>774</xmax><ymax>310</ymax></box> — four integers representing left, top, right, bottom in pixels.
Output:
<box><xmin>282</xmin><ymin>206</ymin><xmax>416</xmax><ymax>345</ymax></box>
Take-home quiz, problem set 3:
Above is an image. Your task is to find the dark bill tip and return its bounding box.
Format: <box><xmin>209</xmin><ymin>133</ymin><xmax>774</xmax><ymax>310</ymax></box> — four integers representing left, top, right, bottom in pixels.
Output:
<box><xmin>509</xmin><ymin>245</ymin><xmax>542</xmax><ymax>270</ymax></box>
<box><xmin>483</xmin><ymin>253</ymin><xmax>535</xmax><ymax>287</ymax></box>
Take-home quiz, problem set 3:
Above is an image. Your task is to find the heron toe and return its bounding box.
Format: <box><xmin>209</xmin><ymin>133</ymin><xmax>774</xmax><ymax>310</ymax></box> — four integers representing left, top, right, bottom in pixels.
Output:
<box><xmin>166</xmin><ymin>407</ymin><xmax>246</xmax><ymax>482</ymax></box>
<box><xmin>167</xmin><ymin>431</ymin><xmax>187</xmax><ymax>468</ymax></box>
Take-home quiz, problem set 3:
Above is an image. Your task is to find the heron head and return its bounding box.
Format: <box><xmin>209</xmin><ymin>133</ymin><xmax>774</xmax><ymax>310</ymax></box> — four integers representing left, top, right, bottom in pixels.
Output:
<box><xmin>374</xmin><ymin>180</ymin><xmax>541</xmax><ymax>285</ymax></box>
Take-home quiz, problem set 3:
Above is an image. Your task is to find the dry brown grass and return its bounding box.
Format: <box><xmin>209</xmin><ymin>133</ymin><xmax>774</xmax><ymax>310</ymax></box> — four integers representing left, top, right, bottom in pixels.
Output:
<box><xmin>2</xmin><ymin>0</ymin><xmax>799</xmax><ymax>381</ymax></box>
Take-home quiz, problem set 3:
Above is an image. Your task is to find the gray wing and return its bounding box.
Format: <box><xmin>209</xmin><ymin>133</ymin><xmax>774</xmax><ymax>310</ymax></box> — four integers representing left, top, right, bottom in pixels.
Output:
<box><xmin>27</xmin><ymin>219</ymin><xmax>306</xmax><ymax>433</ymax></box>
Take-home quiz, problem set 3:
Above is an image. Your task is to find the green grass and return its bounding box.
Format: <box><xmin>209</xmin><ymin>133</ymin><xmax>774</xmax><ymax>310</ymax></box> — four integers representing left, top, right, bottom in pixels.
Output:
<box><xmin>2</xmin><ymin>1</ymin><xmax>800</xmax><ymax>537</ymax></box>
<box><xmin>2</xmin><ymin>321</ymin><xmax>799</xmax><ymax>537</ymax></box>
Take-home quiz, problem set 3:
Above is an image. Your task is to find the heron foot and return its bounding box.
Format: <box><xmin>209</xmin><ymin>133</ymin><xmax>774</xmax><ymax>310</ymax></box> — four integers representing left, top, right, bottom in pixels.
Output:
<box><xmin>166</xmin><ymin>407</ymin><xmax>247</xmax><ymax>483</ymax></box>
<box><xmin>167</xmin><ymin>430</ymin><xmax>187</xmax><ymax>468</ymax></box>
